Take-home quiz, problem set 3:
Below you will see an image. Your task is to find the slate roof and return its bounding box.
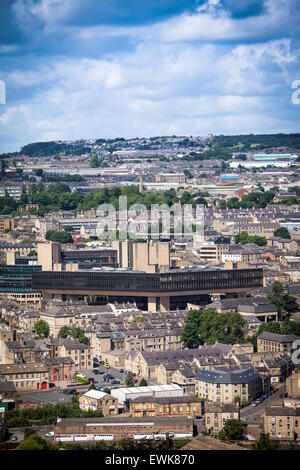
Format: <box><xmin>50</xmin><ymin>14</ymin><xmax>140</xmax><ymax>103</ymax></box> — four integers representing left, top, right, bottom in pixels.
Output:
<box><xmin>196</xmin><ymin>367</ymin><xmax>261</xmax><ymax>384</ymax></box>
<box><xmin>258</xmin><ymin>332</ymin><xmax>300</xmax><ymax>343</ymax></box>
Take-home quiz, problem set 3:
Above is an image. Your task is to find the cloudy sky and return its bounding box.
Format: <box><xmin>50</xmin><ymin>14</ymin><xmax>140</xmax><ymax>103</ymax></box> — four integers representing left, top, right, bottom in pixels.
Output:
<box><xmin>0</xmin><ymin>0</ymin><xmax>300</xmax><ymax>152</ymax></box>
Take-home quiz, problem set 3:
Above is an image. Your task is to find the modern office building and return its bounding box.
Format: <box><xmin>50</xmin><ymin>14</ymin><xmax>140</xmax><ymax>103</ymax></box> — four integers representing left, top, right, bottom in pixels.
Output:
<box><xmin>32</xmin><ymin>267</ymin><xmax>263</xmax><ymax>311</ymax></box>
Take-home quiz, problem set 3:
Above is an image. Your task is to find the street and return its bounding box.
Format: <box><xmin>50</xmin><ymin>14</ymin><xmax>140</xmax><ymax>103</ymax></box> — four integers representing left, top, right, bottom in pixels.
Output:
<box><xmin>241</xmin><ymin>384</ymin><xmax>286</xmax><ymax>424</ymax></box>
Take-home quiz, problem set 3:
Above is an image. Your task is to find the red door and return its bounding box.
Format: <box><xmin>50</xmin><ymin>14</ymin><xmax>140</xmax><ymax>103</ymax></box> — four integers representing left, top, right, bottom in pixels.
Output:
<box><xmin>41</xmin><ymin>382</ymin><xmax>47</xmax><ymax>390</ymax></box>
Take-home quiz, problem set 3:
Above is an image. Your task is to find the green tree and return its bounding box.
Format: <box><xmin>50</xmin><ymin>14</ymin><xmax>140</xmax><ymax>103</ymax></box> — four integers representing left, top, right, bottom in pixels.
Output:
<box><xmin>125</xmin><ymin>373</ymin><xmax>135</xmax><ymax>388</ymax></box>
<box><xmin>34</xmin><ymin>319</ymin><xmax>50</xmax><ymax>338</ymax></box>
<box><xmin>274</xmin><ymin>227</ymin><xmax>291</xmax><ymax>239</ymax></box>
<box><xmin>45</xmin><ymin>230</ymin><xmax>73</xmax><ymax>244</ymax></box>
<box><xmin>267</xmin><ymin>281</ymin><xmax>298</xmax><ymax>318</ymax></box>
<box><xmin>139</xmin><ymin>378</ymin><xmax>148</xmax><ymax>387</ymax></box>
<box><xmin>17</xmin><ymin>432</ymin><xmax>54</xmax><ymax>450</ymax></box>
<box><xmin>88</xmin><ymin>383</ymin><xmax>96</xmax><ymax>391</ymax></box>
<box><xmin>181</xmin><ymin>308</ymin><xmax>246</xmax><ymax>348</ymax></box>
<box><xmin>253</xmin><ymin>433</ymin><xmax>279</xmax><ymax>450</ymax></box>
<box><xmin>218</xmin><ymin>419</ymin><xmax>243</xmax><ymax>440</ymax></box>
<box><xmin>71</xmin><ymin>327</ymin><xmax>85</xmax><ymax>344</ymax></box>
<box><xmin>58</xmin><ymin>326</ymin><xmax>71</xmax><ymax>338</ymax></box>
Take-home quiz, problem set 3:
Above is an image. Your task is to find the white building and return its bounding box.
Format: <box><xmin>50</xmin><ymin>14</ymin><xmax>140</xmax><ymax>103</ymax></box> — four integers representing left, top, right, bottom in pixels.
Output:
<box><xmin>111</xmin><ymin>384</ymin><xmax>183</xmax><ymax>406</ymax></box>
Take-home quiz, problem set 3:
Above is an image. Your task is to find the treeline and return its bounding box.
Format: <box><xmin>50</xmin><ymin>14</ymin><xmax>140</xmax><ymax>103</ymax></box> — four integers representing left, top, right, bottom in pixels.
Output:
<box><xmin>0</xmin><ymin>184</ymin><xmax>182</xmax><ymax>216</ymax></box>
<box><xmin>20</xmin><ymin>141</ymin><xmax>92</xmax><ymax>157</ymax></box>
<box><xmin>218</xmin><ymin>190</ymin><xmax>275</xmax><ymax>209</ymax></box>
<box><xmin>212</xmin><ymin>133</ymin><xmax>300</xmax><ymax>150</ymax></box>
<box><xmin>6</xmin><ymin>404</ymin><xmax>103</xmax><ymax>428</ymax></box>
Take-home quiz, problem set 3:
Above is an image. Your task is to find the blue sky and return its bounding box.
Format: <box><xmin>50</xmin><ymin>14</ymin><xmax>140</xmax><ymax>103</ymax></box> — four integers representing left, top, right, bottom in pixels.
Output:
<box><xmin>0</xmin><ymin>0</ymin><xmax>299</xmax><ymax>152</ymax></box>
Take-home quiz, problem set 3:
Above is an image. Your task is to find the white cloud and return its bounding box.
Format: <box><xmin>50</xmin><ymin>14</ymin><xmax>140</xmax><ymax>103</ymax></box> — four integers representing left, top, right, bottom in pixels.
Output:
<box><xmin>1</xmin><ymin>0</ymin><xmax>299</xmax><ymax>151</ymax></box>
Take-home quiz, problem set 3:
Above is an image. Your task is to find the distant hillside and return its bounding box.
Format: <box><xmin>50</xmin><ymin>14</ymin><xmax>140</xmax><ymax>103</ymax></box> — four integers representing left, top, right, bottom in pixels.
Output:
<box><xmin>212</xmin><ymin>133</ymin><xmax>300</xmax><ymax>150</ymax></box>
<box><xmin>20</xmin><ymin>141</ymin><xmax>92</xmax><ymax>157</ymax></box>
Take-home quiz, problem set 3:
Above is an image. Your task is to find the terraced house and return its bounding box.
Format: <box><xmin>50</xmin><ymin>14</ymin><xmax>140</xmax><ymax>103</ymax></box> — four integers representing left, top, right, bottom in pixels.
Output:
<box><xmin>0</xmin><ymin>363</ymin><xmax>49</xmax><ymax>390</ymax></box>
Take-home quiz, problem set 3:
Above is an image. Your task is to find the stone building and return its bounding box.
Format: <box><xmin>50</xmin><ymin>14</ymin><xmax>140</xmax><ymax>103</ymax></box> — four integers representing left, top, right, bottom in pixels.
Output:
<box><xmin>204</xmin><ymin>402</ymin><xmax>240</xmax><ymax>434</ymax></box>
<box><xmin>131</xmin><ymin>395</ymin><xmax>204</xmax><ymax>418</ymax></box>
<box><xmin>79</xmin><ymin>390</ymin><xmax>118</xmax><ymax>415</ymax></box>
<box><xmin>195</xmin><ymin>368</ymin><xmax>263</xmax><ymax>404</ymax></box>
<box><xmin>257</xmin><ymin>332</ymin><xmax>300</xmax><ymax>354</ymax></box>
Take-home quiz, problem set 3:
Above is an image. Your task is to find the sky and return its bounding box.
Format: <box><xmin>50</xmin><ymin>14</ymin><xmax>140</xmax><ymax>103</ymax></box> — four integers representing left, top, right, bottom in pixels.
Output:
<box><xmin>0</xmin><ymin>0</ymin><xmax>300</xmax><ymax>152</ymax></box>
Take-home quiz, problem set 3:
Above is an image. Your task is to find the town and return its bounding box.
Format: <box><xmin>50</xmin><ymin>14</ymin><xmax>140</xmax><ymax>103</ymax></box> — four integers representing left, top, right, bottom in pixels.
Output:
<box><xmin>1</xmin><ymin>133</ymin><xmax>300</xmax><ymax>450</ymax></box>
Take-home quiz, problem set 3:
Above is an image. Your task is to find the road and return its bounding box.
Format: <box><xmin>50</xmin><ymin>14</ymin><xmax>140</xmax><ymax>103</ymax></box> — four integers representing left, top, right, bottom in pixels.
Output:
<box><xmin>241</xmin><ymin>384</ymin><xmax>286</xmax><ymax>424</ymax></box>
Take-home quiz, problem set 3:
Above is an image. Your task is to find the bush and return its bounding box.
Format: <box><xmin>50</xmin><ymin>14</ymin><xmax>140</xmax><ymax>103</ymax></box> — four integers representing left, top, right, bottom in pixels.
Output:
<box><xmin>73</xmin><ymin>375</ymin><xmax>89</xmax><ymax>384</ymax></box>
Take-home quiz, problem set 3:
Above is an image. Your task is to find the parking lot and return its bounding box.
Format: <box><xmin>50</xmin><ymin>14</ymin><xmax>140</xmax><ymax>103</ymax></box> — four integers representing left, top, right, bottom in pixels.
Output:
<box><xmin>17</xmin><ymin>361</ymin><xmax>136</xmax><ymax>404</ymax></box>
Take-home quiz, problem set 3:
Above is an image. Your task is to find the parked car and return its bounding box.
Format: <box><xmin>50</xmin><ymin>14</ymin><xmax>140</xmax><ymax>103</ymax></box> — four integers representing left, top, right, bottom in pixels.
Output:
<box><xmin>119</xmin><ymin>369</ymin><xmax>124</xmax><ymax>373</ymax></box>
<box><xmin>96</xmin><ymin>386</ymin><xmax>104</xmax><ymax>391</ymax></box>
<box><xmin>111</xmin><ymin>380</ymin><xmax>120</xmax><ymax>385</ymax></box>
<box><xmin>104</xmin><ymin>364</ymin><xmax>110</xmax><ymax>369</ymax></box>
<box><xmin>99</xmin><ymin>361</ymin><xmax>105</xmax><ymax>365</ymax></box>
<box><xmin>132</xmin><ymin>373</ymin><xmax>136</xmax><ymax>377</ymax></box>
<box><xmin>88</xmin><ymin>379</ymin><xmax>98</xmax><ymax>384</ymax></box>
<box><xmin>46</xmin><ymin>432</ymin><xmax>54</xmax><ymax>437</ymax></box>
<box><xmin>273</xmin><ymin>388</ymin><xmax>279</xmax><ymax>392</ymax></box>
<box><xmin>133</xmin><ymin>379</ymin><xmax>138</xmax><ymax>383</ymax></box>
<box><xmin>10</xmin><ymin>435</ymin><xmax>17</xmax><ymax>441</ymax></box>
<box><xmin>93</xmin><ymin>370</ymin><xmax>100</xmax><ymax>374</ymax></box>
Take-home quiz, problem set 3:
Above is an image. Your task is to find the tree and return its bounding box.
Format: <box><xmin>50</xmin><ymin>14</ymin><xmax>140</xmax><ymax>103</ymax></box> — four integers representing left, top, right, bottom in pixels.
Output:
<box><xmin>253</xmin><ymin>433</ymin><xmax>279</xmax><ymax>450</ymax></box>
<box><xmin>88</xmin><ymin>383</ymin><xmax>96</xmax><ymax>391</ymax></box>
<box><xmin>125</xmin><ymin>373</ymin><xmax>135</xmax><ymax>388</ymax></box>
<box><xmin>34</xmin><ymin>168</ymin><xmax>44</xmax><ymax>177</ymax></box>
<box><xmin>34</xmin><ymin>319</ymin><xmax>50</xmax><ymax>338</ymax></box>
<box><xmin>274</xmin><ymin>227</ymin><xmax>291</xmax><ymax>239</ymax></box>
<box><xmin>17</xmin><ymin>432</ymin><xmax>54</xmax><ymax>450</ymax></box>
<box><xmin>218</xmin><ymin>419</ymin><xmax>243</xmax><ymax>440</ymax></box>
<box><xmin>103</xmin><ymin>388</ymin><xmax>111</xmax><ymax>394</ymax></box>
<box><xmin>71</xmin><ymin>327</ymin><xmax>85</xmax><ymax>344</ymax></box>
<box><xmin>268</xmin><ymin>281</ymin><xmax>298</xmax><ymax>318</ymax></box>
<box><xmin>45</xmin><ymin>230</ymin><xmax>73</xmax><ymax>244</ymax></box>
<box><xmin>139</xmin><ymin>378</ymin><xmax>148</xmax><ymax>387</ymax></box>
<box><xmin>58</xmin><ymin>326</ymin><xmax>71</xmax><ymax>338</ymax></box>
<box><xmin>181</xmin><ymin>308</ymin><xmax>246</xmax><ymax>348</ymax></box>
